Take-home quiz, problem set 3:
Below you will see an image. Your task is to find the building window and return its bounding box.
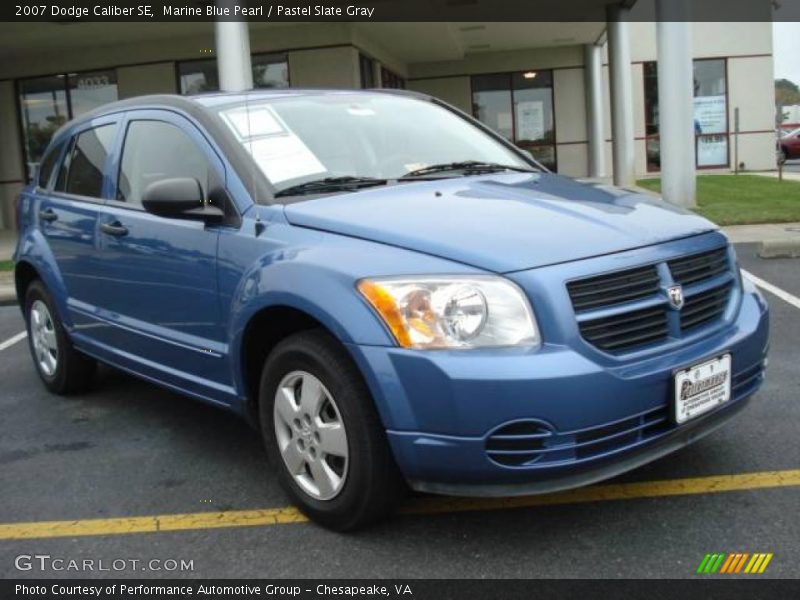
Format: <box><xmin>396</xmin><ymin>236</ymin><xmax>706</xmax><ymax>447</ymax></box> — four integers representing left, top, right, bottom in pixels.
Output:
<box><xmin>381</xmin><ymin>67</ymin><xmax>405</xmax><ymax>89</ymax></box>
<box><xmin>643</xmin><ymin>58</ymin><xmax>728</xmax><ymax>171</ymax></box>
<box><xmin>471</xmin><ymin>70</ymin><xmax>556</xmax><ymax>171</ymax></box>
<box><xmin>359</xmin><ymin>54</ymin><xmax>375</xmax><ymax>89</ymax></box>
<box><xmin>17</xmin><ymin>70</ymin><xmax>118</xmax><ymax>179</ymax></box>
<box><xmin>253</xmin><ymin>53</ymin><xmax>290</xmax><ymax>89</ymax></box>
<box><xmin>177</xmin><ymin>53</ymin><xmax>289</xmax><ymax>95</ymax></box>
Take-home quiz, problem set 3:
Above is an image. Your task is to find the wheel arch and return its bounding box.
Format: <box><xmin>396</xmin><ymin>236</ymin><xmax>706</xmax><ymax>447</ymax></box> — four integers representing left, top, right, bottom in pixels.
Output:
<box><xmin>239</xmin><ymin>304</ymin><xmax>337</xmax><ymax>424</ymax></box>
<box><xmin>14</xmin><ymin>259</ymin><xmax>40</xmax><ymax>307</ymax></box>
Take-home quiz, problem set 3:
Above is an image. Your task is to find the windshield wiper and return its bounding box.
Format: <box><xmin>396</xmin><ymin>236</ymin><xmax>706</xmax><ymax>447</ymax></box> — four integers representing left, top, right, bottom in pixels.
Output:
<box><xmin>400</xmin><ymin>161</ymin><xmax>536</xmax><ymax>178</ymax></box>
<box><xmin>274</xmin><ymin>176</ymin><xmax>388</xmax><ymax>198</ymax></box>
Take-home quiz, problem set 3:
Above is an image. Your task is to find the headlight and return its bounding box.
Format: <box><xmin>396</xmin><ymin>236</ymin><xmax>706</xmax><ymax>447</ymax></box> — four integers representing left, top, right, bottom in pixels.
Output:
<box><xmin>357</xmin><ymin>276</ymin><xmax>540</xmax><ymax>349</ymax></box>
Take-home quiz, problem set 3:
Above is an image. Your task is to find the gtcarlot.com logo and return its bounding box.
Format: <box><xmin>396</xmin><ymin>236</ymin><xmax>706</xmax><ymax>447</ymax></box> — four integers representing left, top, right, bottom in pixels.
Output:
<box><xmin>14</xmin><ymin>554</ymin><xmax>194</xmax><ymax>572</ymax></box>
<box><xmin>697</xmin><ymin>552</ymin><xmax>774</xmax><ymax>574</ymax></box>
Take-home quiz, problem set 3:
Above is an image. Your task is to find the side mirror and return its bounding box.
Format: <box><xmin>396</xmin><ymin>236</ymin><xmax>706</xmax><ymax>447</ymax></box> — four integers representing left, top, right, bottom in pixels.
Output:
<box><xmin>141</xmin><ymin>178</ymin><xmax>224</xmax><ymax>224</ymax></box>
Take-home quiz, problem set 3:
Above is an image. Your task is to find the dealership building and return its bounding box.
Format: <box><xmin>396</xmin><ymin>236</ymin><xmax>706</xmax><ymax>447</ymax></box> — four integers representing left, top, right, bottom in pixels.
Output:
<box><xmin>0</xmin><ymin>5</ymin><xmax>777</xmax><ymax>231</ymax></box>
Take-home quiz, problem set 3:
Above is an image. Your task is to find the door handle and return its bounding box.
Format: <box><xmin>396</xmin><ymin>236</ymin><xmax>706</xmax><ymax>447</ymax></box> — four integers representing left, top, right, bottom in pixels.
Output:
<box><xmin>39</xmin><ymin>209</ymin><xmax>57</xmax><ymax>222</ymax></box>
<box><xmin>100</xmin><ymin>222</ymin><xmax>129</xmax><ymax>237</ymax></box>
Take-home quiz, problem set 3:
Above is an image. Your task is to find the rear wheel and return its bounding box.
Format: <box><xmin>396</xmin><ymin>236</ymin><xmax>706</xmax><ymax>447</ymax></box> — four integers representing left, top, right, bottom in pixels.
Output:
<box><xmin>259</xmin><ymin>330</ymin><xmax>403</xmax><ymax>530</ymax></box>
<box><xmin>24</xmin><ymin>280</ymin><xmax>96</xmax><ymax>394</ymax></box>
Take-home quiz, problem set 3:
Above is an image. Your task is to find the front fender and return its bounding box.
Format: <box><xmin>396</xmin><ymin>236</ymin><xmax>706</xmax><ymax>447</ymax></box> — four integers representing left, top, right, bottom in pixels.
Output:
<box><xmin>220</xmin><ymin>217</ymin><xmax>484</xmax><ymax>405</ymax></box>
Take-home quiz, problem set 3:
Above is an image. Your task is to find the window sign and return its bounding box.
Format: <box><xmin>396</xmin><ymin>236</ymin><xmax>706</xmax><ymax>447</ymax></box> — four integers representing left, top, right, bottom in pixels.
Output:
<box><xmin>516</xmin><ymin>100</ymin><xmax>545</xmax><ymax>142</ymax></box>
<box><xmin>697</xmin><ymin>134</ymin><xmax>728</xmax><ymax>167</ymax></box>
<box><xmin>693</xmin><ymin>95</ymin><xmax>726</xmax><ymax>135</ymax></box>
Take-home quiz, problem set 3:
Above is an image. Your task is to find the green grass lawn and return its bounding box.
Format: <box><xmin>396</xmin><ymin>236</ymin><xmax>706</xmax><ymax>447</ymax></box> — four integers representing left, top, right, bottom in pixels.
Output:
<box><xmin>636</xmin><ymin>174</ymin><xmax>800</xmax><ymax>226</ymax></box>
<box><xmin>0</xmin><ymin>260</ymin><xmax>13</xmax><ymax>272</ymax></box>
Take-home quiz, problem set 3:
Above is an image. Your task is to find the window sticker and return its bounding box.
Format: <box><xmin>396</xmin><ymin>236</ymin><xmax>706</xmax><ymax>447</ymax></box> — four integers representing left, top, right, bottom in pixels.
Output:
<box><xmin>222</xmin><ymin>106</ymin><xmax>286</xmax><ymax>139</ymax></box>
<box><xmin>221</xmin><ymin>104</ymin><xmax>327</xmax><ymax>184</ymax></box>
<box><xmin>248</xmin><ymin>135</ymin><xmax>326</xmax><ymax>184</ymax></box>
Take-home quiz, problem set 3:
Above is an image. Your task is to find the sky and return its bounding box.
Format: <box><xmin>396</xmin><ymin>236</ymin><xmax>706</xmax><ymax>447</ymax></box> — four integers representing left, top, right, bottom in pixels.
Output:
<box><xmin>773</xmin><ymin>22</ymin><xmax>800</xmax><ymax>85</ymax></box>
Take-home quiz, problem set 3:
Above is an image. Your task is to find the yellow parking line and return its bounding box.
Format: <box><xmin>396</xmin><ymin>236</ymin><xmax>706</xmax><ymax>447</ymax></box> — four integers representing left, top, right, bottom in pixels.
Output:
<box><xmin>1</xmin><ymin>469</ymin><xmax>798</xmax><ymax>541</ymax></box>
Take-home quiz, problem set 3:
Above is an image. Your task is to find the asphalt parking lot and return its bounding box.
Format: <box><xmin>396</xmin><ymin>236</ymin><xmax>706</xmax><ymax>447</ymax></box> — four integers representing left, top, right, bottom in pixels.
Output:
<box><xmin>0</xmin><ymin>242</ymin><xmax>798</xmax><ymax>579</ymax></box>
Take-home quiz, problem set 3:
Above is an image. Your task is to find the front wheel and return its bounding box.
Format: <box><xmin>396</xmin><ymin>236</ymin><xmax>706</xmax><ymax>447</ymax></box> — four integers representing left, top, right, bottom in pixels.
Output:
<box><xmin>259</xmin><ymin>330</ymin><xmax>404</xmax><ymax>531</ymax></box>
<box><xmin>24</xmin><ymin>280</ymin><xmax>96</xmax><ymax>394</ymax></box>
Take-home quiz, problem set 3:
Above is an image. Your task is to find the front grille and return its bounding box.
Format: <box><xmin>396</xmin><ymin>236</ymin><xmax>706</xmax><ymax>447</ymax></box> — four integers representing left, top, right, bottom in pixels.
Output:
<box><xmin>578</xmin><ymin>306</ymin><xmax>668</xmax><ymax>351</ymax></box>
<box><xmin>567</xmin><ymin>245</ymin><xmax>734</xmax><ymax>353</ymax></box>
<box><xmin>566</xmin><ymin>265</ymin><xmax>660</xmax><ymax>312</ymax></box>
<box><xmin>668</xmin><ymin>247</ymin><xmax>729</xmax><ymax>286</ymax></box>
<box><xmin>681</xmin><ymin>282</ymin><xmax>733</xmax><ymax>332</ymax></box>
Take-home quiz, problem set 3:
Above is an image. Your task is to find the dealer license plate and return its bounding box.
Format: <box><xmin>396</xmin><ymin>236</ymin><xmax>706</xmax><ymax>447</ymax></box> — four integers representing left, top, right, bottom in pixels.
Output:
<box><xmin>673</xmin><ymin>354</ymin><xmax>732</xmax><ymax>424</ymax></box>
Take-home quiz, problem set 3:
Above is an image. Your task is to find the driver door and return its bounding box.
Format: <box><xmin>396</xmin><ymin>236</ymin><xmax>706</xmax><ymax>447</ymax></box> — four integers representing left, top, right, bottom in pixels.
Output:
<box><xmin>91</xmin><ymin>110</ymin><xmax>233</xmax><ymax>400</ymax></box>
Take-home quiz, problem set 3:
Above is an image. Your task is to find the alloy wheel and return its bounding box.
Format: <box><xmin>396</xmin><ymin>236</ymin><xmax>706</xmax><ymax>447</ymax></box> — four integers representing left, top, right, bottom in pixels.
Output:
<box><xmin>30</xmin><ymin>300</ymin><xmax>59</xmax><ymax>377</ymax></box>
<box><xmin>273</xmin><ymin>370</ymin><xmax>349</xmax><ymax>500</ymax></box>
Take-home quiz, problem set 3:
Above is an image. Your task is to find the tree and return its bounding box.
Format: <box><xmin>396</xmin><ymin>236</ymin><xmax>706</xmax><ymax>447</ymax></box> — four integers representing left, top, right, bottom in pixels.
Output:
<box><xmin>776</xmin><ymin>78</ymin><xmax>800</xmax><ymax>107</ymax></box>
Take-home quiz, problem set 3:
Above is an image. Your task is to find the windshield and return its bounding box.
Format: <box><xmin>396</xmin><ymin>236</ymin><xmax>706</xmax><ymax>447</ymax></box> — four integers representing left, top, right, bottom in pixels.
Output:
<box><xmin>210</xmin><ymin>92</ymin><xmax>535</xmax><ymax>196</ymax></box>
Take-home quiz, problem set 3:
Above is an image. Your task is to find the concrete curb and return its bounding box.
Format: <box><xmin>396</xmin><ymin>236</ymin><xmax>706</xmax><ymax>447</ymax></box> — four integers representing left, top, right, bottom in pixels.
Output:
<box><xmin>759</xmin><ymin>239</ymin><xmax>800</xmax><ymax>259</ymax></box>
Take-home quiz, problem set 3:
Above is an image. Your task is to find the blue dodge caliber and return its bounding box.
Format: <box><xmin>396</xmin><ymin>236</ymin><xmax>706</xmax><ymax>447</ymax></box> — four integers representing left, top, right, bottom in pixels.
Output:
<box><xmin>15</xmin><ymin>90</ymin><xmax>769</xmax><ymax>530</ymax></box>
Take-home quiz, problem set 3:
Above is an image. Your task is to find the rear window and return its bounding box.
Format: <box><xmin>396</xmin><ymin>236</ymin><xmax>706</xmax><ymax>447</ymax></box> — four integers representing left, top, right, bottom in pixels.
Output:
<box><xmin>56</xmin><ymin>124</ymin><xmax>116</xmax><ymax>198</ymax></box>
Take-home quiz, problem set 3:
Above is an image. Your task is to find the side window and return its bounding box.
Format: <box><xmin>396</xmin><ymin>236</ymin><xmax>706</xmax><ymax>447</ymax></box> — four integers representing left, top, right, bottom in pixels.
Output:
<box><xmin>37</xmin><ymin>141</ymin><xmax>64</xmax><ymax>189</ymax></box>
<box><xmin>56</xmin><ymin>124</ymin><xmax>116</xmax><ymax>198</ymax></box>
<box><xmin>117</xmin><ymin>120</ymin><xmax>211</xmax><ymax>206</ymax></box>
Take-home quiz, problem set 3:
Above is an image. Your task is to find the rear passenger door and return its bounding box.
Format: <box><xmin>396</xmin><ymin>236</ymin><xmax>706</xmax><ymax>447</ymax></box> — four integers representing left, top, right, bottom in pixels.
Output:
<box><xmin>39</xmin><ymin>117</ymin><xmax>119</xmax><ymax>329</ymax></box>
<box><xmin>91</xmin><ymin>110</ymin><xmax>234</xmax><ymax>401</ymax></box>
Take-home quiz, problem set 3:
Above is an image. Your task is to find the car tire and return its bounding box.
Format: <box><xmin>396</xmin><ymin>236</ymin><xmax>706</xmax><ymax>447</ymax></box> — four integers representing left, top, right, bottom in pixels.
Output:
<box><xmin>24</xmin><ymin>280</ymin><xmax>97</xmax><ymax>395</ymax></box>
<box><xmin>259</xmin><ymin>329</ymin><xmax>404</xmax><ymax>531</ymax></box>
<box><xmin>778</xmin><ymin>147</ymin><xmax>787</xmax><ymax>164</ymax></box>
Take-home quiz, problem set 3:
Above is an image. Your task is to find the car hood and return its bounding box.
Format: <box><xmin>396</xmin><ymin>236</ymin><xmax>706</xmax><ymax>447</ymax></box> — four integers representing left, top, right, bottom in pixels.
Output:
<box><xmin>282</xmin><ymin>173</ymin><xmax>717</xmax><ymax>273</ymax></box>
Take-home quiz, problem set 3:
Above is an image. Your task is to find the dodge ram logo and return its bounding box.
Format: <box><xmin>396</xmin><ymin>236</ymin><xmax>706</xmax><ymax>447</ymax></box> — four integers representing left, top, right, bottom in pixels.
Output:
<box><xmin>667</xmin><ymin>285</ymin><xmax>685</xmax><ymax>310</ymax></box>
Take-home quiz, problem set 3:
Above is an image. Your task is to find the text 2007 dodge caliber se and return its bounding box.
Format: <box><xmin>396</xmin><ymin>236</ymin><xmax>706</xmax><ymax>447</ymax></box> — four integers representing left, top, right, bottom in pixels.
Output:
<box><xmin>14</xmin><ymin>90</ymin><xmax>769</xmax><ymax>530</ymax></box>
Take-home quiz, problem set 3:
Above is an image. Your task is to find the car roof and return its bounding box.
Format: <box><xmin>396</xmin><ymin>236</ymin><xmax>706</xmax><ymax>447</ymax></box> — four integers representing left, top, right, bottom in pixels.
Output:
<box><xmin>48</xmin><ymin>88</ymin><xmax>430</xmax><ymax>146</ymax></box>
<box><xmin>67</xmin><ymin>88</ymin><xmax>425</xmax><ymax>122</ymax></box>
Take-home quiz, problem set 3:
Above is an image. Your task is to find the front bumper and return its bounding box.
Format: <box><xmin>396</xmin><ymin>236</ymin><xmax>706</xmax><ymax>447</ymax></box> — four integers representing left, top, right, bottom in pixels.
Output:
<box><xmin>347</xmin><ymin>270</ymin><xmax>769</xmax><ymax>497</ymax></box>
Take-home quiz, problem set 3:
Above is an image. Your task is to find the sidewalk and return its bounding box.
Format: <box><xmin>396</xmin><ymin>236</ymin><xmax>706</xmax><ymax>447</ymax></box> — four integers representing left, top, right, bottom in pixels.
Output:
<box><xmin>749</xmin><ymin>170</ymin><xmax>800</xmax><ymax>182</ymax></box>
<box><xmin>723</xmin><ymin>221</ymin><xmax>800</xmax><ymax>244</ymax></box>
<box><xmin>0</xmin><ymin>229</ymin><xmax>15</xmax><ymax>261</ymax></box>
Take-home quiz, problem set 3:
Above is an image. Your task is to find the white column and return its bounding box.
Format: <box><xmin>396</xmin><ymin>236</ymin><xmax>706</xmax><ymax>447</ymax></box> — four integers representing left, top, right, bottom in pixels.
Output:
<box><xmin>606</xmin><ymin>5</ymin><xmax>635</xmax><ymax>187</ymax></box>
<box><xmin>656</xmin><ymin>1</ymin><xmax>696</xmax><ymax>207</ymax></box>
<box><xmin>215</xmin><ymin>2</ymin><xmax>253</xmax><ymax>92</ymax></box>
<box><xmin>584</xmin><ymin>43</ymin><xmax>607</xmax><ymax>179</ymax></box>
